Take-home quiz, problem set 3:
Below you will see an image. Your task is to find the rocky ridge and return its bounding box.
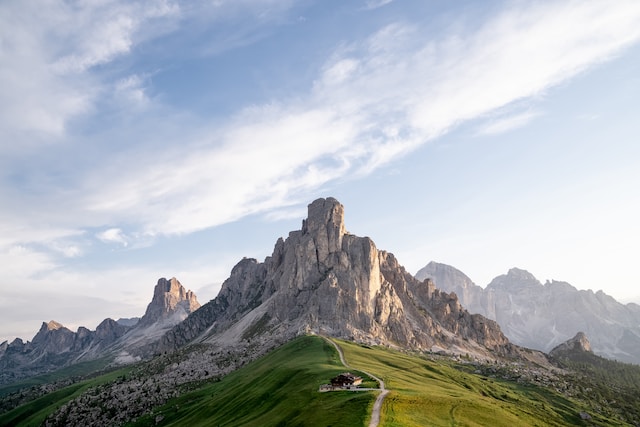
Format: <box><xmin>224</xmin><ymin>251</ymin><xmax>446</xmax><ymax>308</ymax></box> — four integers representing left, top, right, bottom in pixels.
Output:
<box><xmin>417</xmin><ymin>261</ymin><xmax>640</xmax><ymax>364</ymax></box>
<box><xmin>0</xmin><ymin>278</ymin><xmax>200</xmax><ymax>385</ymax></box>
<box><xmin>154</xmin><ymin>198</ymin><xmax>532</xmax><ymax>363</ymax></box>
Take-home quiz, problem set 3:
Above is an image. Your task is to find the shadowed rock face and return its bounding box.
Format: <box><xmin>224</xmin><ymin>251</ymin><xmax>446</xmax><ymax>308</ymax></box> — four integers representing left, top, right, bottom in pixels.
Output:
<box><xmin>157</xmin><ymin>197</ymin><xmax>519</xmax><ymax>360</ymax></box>
<box><xmin>417</xmin><ymin>261</ymin><xmax>640</xmax><ymax>364</ymax></box>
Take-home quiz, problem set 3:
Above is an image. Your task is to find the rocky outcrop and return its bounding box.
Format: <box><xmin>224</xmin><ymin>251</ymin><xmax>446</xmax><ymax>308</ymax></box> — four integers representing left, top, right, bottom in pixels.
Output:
<box><xmin>138</xmin><ymin>278</ymin><xmax>200</xmax><ymax>328</ymax></box>
<box><xmin>550</xmin><ymin>332</ymin><xmax>592</xmax><ymax>358</ymax></box>
<box><xmin>417</xmin><ymin>262</ymin><xmax>640</xmax><ymax>364</ymax></box>
<box><xmin>156</xmin><ymin>197</ymin><xmax>523</xmax><ymax>361</ymax></box>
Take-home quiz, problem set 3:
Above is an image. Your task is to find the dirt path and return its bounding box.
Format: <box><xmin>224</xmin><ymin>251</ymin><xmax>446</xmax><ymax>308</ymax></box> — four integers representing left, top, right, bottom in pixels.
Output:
<box><xmin>323</xmin><ymin>337</ymin><xmax>388</xmax><ymax>427</ymax></box>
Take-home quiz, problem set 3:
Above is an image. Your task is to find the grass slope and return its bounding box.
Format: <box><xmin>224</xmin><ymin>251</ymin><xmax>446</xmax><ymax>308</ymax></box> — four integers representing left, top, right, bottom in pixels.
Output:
<box><xmin>129</xmin><ymin>335</ymin><xmax>375</xmax><ymax>427</ymax></box>
<box><xmin>336</xmin><ymin>340</ymin><xmax>626</xmax><ymax>427</ymax></box>
<box><xmin>0</xmin><ymin>366</ymin><xmax>130</xmax><ymax>427</ymax></box>
<box><xmin>4</xmin><ymin>336</ymin><xmax>634</xmax><ymax>426</ymax></box>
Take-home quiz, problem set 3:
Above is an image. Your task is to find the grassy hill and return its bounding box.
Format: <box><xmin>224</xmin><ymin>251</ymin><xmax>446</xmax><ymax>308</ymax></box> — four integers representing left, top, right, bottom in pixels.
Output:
<box><xmin>128</xmin><ymin>336</ymin><xmax>623</xmax><ymax>427</ymax></box>
<box><xmin>128</xmin><ymin>335</ymin><xmax>375</xmax><ymax>427</ymax></box>
<box><xmin>3</xmin><ymin>335</ymin><xmax>637</xmax><ymax>426</ymax></box>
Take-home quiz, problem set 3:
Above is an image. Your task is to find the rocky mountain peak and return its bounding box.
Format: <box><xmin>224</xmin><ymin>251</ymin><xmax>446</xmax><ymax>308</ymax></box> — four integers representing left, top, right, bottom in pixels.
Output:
<box><xmin>44</xmin><ymin>320</ymin><xmax>64</xmax><ymax>331</ymax></box>
<box><xmin>157</xmin><ymin>197</ymin><xmax>519</xmax><ymax>361</ymax></box>
<box><xmin>301</xmin><ymin>197</ymin><xmax>346</xmax><ymax>257</ymax></box>
<box><xmin>550</xmin><ymin>332</ymin><xmax>593</xmax><ymax>357</ymax></box>
<box><xmin>138</xmin><ymin>277</ymin><xmax>200</xmax><ymax>327</ymax></box>
<box><xmin>486</xmin><ymin>267</ymin><xmax>541</xmax><ymax>292</ymax></box>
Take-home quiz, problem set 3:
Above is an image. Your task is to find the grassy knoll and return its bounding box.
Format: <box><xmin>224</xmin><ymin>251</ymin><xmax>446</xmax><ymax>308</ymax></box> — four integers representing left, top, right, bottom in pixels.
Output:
<box><xmin>336</xmin><ymin>340</ymin><xmax>626</xmax><ymax>427</ymax></box>
<box><xmin>128</xmin><ymin>336</ymin><xmax>376</xmax><ymax>427</ymax></box>
<box><xmin>0</xmin><ymin>366</ymin><xmax>130</xmax><ymax>427</ymax></box>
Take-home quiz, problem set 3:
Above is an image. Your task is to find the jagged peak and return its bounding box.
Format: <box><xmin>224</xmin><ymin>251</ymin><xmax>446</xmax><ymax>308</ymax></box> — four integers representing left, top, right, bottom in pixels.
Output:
<box><xmin>139</xmin><ymin>277</ymin><xmax>201</xmax><ymax>327</ymax></box>
<box><xmin>44</xmin><ymin>320</ymin><xmax>64</xmax><ymax>331</ymax></box>
<box><xmin>550</xmin><ymin>332</ymin><xmax>593</xmax><ymax>357</ymax></box>
<box><xmin>302</xmin><ymin>197</ymin><xmax>346</xmax><ymax>238</ymax></box>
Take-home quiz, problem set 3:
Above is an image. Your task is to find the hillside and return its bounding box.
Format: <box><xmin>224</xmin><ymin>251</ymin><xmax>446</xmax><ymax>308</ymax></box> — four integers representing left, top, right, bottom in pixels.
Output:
<box><xmin>9</xmin><ymin>335</ymin><xmax>637</xmax><ymax>426</ymax></box>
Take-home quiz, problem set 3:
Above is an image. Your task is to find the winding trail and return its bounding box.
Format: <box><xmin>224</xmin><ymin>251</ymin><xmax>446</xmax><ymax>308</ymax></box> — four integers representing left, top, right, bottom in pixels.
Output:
<box><xmin>323</xmin><ymin>337</ymin><xmax>389</xmax><ymax>427</ymax></box>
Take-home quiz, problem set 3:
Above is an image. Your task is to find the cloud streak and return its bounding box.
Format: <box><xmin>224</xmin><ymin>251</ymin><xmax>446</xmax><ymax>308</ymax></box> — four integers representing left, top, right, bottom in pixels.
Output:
<box><xmin>79</xmin><ymin>0</ymin><xmax>640</xmax><ymax>238</ymax></box>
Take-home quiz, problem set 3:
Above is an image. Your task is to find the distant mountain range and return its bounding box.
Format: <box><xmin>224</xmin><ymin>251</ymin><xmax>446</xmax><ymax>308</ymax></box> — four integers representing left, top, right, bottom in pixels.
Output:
<box><xmin>416</xmin><ymin>262</ymin><xmax>640</xmax><ymax>364</ymax></box>
<box><xmin>0</xmin><ymin>277</ymin><xmax>200</xmax><ymax>385</ymax></box>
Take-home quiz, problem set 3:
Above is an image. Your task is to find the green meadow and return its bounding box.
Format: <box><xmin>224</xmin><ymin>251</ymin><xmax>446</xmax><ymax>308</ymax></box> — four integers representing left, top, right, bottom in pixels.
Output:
<box><xmin>128</xmin><ymin>335</ymin><xmax>376</xmax><ymax>427</ymax></box>
<box><xmin>2</xmin><ymin>335</ymin><xmax>634</xmax><ymax>426</ymax></box>
<box><xmin>336</xmin><ymin>339</ymin><xmax>620</xmax><ymax>427</ymax></box>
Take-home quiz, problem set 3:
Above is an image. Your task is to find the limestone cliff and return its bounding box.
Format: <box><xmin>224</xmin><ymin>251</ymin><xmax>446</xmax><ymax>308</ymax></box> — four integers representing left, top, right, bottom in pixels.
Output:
<box><xmin>138</xmin><ymin>277</ymin><xmax>200</xmax><ymax>328</ymax></box>
<box><xmin>156</xmin><ymin>197</ymin><xmax>518</xmax><ymax>360</ymax></box>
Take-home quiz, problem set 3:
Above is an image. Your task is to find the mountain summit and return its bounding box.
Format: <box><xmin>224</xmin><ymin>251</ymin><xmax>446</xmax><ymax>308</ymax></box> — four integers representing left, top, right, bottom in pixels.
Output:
<box><xmin>156</xmin><ymin>197</ymin><xmax>523</xmax><ymax>361</ymax></box>
<box><xmin>138</xmin><ymin>277</ymin><xmax>200</xmax><ymax>327</ymax></box>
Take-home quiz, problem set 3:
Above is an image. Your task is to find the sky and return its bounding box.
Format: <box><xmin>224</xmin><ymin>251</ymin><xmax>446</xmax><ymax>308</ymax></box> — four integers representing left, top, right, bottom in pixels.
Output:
<box><xmin>1</xmin><ymin>0</ymin><xmax>640</xmax><ymax>343</ymax></box>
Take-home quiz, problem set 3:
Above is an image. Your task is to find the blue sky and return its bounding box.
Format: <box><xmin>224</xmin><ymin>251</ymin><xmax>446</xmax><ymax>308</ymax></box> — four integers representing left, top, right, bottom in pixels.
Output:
<box><xmin>2</xmin><ymin>0</ymin><xmax>640</xmax><ymax>342</ymax></box>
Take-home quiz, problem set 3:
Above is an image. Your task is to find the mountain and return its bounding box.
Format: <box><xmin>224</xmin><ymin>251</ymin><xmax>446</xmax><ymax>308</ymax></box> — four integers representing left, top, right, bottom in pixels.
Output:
<box><xmin>416</xmin><ymin>261</ymin><xmax>640</xmax><ymax>364</ymax></box>
<box><xmin>0</xmin><ymin>277</ymin><xmax>200</xmax><ymax>385</ymax></box>
<box><xmin>549</xmin><ymin>332</ymin><xmax>593</xmax><ymax>358</ymax></box>
<box><xmin>9</xmin><ymin>197</ymin><xmax>640</xmax><ymax>426</ymax></box>
<box><xmin>150</xmin><ymin>197</ymin><xmax>537</xmax><ymax>365</ymax></box>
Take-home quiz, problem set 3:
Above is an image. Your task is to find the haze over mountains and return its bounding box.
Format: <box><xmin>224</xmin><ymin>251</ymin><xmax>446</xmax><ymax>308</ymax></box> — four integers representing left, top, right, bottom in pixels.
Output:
<box><xmin>417</xmin><ymin>262</ymin><xmax>640</xmax><ymax>364</ymax></box>
<box><xmin>0</xmin><ymin>278</ymin><xmax>200</xmax><ymax>385</ymax></box>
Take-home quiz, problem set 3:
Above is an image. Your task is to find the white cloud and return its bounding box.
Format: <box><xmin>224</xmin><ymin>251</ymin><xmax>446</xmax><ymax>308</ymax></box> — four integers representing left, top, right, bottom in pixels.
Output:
<box><xmin>97</xmin><ymin>228</ymin><xmax>129</xmax><ymax>247</ymax></box>
<box><xmin>66</xmin><ymin>1</ymin><xmax>640</xmax><ymax>238</ymax></box>
<box><xmin>0</xmin><ymin>0</ymin><xmax>179</xmax><ymax>142</ymax></box>
<box><xmin>364</xmin><ymin>0</ymin><xmax>394</xmax><ymax>11</ymax></box>
<box><xmin>476</xmin><ymin>110</ymin><xmax>542</xmax><ymax>136</ymax></box>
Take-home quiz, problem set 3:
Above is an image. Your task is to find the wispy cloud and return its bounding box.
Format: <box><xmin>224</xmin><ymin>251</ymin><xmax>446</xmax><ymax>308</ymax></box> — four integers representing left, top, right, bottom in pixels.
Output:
<box><xmin>1</xmin><ymin>1</ymin><xmax>640</xmax><ymax>320</ymax></box>
<box><xmin>476</xmin><ymin>110</ymin><xmax>542</xmax><ymax>136</ymax></box>
<box><xmin>0</xmin><ymin>1</ymin><xmax>179</xmax><ymax>142</ymax></box>
<box><xmin>81</xmin><ymin>1</ymin><xmax>640</xmax><ymax>237</ymax></box>
<box><xmin>364</xmin><ymin>0</ymin><xmax>395</xmax><ymax>11</ymax></box>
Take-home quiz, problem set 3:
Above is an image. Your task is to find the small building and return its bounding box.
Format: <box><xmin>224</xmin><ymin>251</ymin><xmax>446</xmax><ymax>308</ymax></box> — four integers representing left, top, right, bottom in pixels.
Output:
<box><xmin>330</xmin><ymin>372</ymin><xmax>363</xmax><ymax>389</ymax></box>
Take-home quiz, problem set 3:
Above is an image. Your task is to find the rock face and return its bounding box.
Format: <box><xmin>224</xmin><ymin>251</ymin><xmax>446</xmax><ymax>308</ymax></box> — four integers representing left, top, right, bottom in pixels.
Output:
<box><xmin>0</xmin><ymin>278</ymin><xmax>200</xmax><ymax>385</ymax></box>
<box><xmin>156</xmin><ymin>197</ymin><xmax>522</xmax><ymax>361</ymax></box>
<box><xmin>550</xmin><ymin>332</ymin><xmax>593</xmax><ymax>358</ymax></box>
<box><xmin>417</xmin><ymin>262</ymin><xmax>640</xmax><ymax>364</ymax></box>
<box><xmin>138</xmin><ymin>278</ymin><xmax>200</xmax><ymax>328</ymax></box>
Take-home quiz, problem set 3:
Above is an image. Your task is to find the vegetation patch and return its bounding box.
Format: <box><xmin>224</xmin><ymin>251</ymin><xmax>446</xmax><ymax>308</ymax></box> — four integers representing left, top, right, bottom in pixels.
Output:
<box><xmin>128</xmin><ymin>335</ymin><xmax>375</xmax><ymax>427</ymax></box>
